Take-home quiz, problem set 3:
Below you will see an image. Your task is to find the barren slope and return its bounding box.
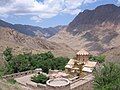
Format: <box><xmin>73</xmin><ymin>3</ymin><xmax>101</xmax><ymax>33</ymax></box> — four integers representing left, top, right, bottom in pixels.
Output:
<box><xmin>103</xmin><ymin>46</ymin><xmax>120</xmax><ymax>63</ymax></box>
<box><xmin>0</xmin><ymin>27</ymin><xmax>75</xmax><ymax>58</ymax></box>
<box><xmin>49</xmin><ymin>4</ymin><xmax>120</xmax><ymax>55</ymax></box>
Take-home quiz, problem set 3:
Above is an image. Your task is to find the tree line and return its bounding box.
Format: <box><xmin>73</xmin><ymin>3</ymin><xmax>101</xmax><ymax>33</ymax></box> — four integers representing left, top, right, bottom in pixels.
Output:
<box><xmin>3</xmin><ymin>47</ymin><xmax>69</xmax><ymax>74</ymax></box>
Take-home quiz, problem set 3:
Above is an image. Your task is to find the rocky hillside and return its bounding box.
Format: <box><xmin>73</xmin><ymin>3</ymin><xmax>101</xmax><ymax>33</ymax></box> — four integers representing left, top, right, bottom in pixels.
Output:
<box><xmin>0</xmin><ymin>27</ymin><xmax>75</xmax><ymax>57</ymax></box>
<box><xmin>50</xmin><ymin>4</ymin><xmax>120</xmax><ymax>55</ymax></box>
<box><xmin>67</xmin><ymin>4</ymin><xmax>120</xmax><ymax>33</ymax></box>
<box><xmin>103</xmin><ymin>46</ymin><xmax>120</xmax><ymax>63</ymax></box>
<box><xmin>0</xmin><ymin>19</ymin><xmax>65</xmax><ymax>38</ymax></box>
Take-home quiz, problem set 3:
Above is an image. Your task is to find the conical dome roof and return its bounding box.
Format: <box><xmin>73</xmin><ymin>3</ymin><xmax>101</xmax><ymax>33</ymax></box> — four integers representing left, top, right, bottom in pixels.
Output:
<box><xmin>77</xmin><ymin>49</ymin><xmax>89</xmax><ymax>55</ymax></box>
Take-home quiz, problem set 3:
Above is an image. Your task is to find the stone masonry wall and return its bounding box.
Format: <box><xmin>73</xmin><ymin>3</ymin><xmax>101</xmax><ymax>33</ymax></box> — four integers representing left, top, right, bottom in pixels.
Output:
<box><xmin>70</xmin><ymin>74</ymin><xmax>94</xmax><ymax>90</ymax></box>
<box><xmin>71</xmin><ymin>80</ymin><xmax>93</xmax><ymax>90</ymax></box>
<box><xmin>2</xmin><ymin>69</ymin><xmax>42</xmax><ymax>80</ymax></box>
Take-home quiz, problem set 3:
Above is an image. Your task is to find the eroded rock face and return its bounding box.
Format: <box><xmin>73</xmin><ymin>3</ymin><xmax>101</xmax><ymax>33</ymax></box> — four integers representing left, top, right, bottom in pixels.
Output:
<box><xmin>50</xmin><ymin>4</ymin><xmax>120</xmax><ymax>55</ymax></box>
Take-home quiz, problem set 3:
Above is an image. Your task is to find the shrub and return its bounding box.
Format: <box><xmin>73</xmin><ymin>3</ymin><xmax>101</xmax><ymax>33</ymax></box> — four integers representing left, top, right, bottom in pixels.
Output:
<box><xmin>0</xmin><ymin>67</ymin><xmax>4</xmax><ymax>78</ymax></box>
<box><xmin>3</xmin><ymin>47</ymin><xmax>12</xmax><ymax>62</ymax></box>
<box><xmin>31</xmin><ymin>74</ymin><xmax>49</xmax><ymax>84</ymax></box>
<box><xmin>94</xmin><ymin>62</ymin><xmax>120</xmax><ymax>90</ymax></box>
<box><xmin>89</xmin><ymin>55</ymin><xmax>105</xmax><ymax>63</ymax></box>
<box><xmin>7</xmin><ymin>79</ymin><xmax>16</xmax><ymax>84</ymax></box>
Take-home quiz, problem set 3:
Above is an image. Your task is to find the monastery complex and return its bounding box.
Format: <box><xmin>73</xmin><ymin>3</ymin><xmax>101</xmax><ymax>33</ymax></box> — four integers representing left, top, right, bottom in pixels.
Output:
<box><xmin>3</xmin><ymin>49</ymin><xmax>97</xmax><ymax>90</ymax></box>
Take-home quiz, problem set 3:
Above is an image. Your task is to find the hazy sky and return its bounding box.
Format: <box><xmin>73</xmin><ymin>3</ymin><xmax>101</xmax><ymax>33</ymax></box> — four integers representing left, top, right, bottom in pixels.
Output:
<box><xmin>0</xmin><ymin>0</ymin><xmax>119</xmax><ymax>27</ymax></box>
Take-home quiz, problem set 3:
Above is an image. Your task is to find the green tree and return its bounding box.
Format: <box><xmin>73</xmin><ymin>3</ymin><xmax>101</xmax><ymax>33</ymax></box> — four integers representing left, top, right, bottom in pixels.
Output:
<box><xmin>13</xmin><ymin>54</ymin><xmax>31</xmax><ymax>72</ymax></box>
<box><xmin>41</xmin><ymin>61</ymin><xmax>49</xmax><ymax>74</ymax></box>
<box><xmin>40</xmin><ymin>51</ymin><xmax>54</xmax><ymax>60</ymax></box>
<box><xmin>53</xmin><ymin>57</ymin><xmax>69</xmax><ymax>70</ymax></box>
<box><xmin>89</xmin><ymin>55</ymin><xmax>105</xmax><ymax>63</ymax></box>
<box><xmin>94</xmin><ymin>62</ymin><xmax>120</xmax><ymax>90</ymax></box>
<box><xmin>31</xmin><ymin>74</ymin><xmax>49</xmax><ymax>84</ymax></box>
<box><xmin>3</xmin><ymin>50</ymin><xmax>69</xmax><ymax>74</ymax></box>
<box><xmin>3</xmin><ymin>47</ymin><xmax>13</xmax><ymax>62</ymax></box>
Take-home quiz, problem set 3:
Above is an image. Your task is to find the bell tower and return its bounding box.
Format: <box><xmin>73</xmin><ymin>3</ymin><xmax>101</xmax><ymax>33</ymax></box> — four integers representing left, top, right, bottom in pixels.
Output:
<box><xmin>76</xmin><ymin>49</ymin><xmax>90</xmax><ymax>63</ymax></box>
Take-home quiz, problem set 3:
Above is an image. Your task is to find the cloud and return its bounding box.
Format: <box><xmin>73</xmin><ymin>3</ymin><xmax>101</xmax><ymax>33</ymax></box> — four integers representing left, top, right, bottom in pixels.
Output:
<box><xmin>0</xmin><ymin>0</ymin><xmax>13</xmax><ymax>6</ymax></box>
<box><xmin>0</xmin><ymin>0</ymin><xmax>97</xmax><ymax>21</ymax></box>
<box><xmin>83</xmin><ymin>0</ymin><xmax>97</xmax><ymax>4</ymax></box>
<box><xmin>0</xmin><ymin>14</ymin><xmax>9</xmax><ymax>18</ymax></box>
<box><xmin>30</xmin><ymin>16</ymin><xmax>42</xmax><ymax>22</ymax></box>
<box><xmin>118</xmin><ymin>0</ymin><xmax>120</xmax><ymax>4</ymax></box>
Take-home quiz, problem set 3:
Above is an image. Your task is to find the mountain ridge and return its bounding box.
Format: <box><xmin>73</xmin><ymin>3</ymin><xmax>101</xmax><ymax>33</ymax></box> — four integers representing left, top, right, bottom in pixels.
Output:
<box><xmin>67</xmin><ymin>4</ymin><xmax>120</xmax><ymax>34</ymax></box>
<box><xmin>0</xmin><ymin>19</ymin><xmax>66</xmax><ymax>38</ymax></box>
<box><xmin>50</xmin><ymin>4</ymin><xmax>120</xmax><ymax>55</ymax></box>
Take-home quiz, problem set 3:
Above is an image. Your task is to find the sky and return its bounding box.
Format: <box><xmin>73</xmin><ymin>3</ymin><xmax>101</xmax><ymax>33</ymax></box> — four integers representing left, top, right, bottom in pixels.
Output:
<box><xmin>0</xmin><ymin>0</ymin><xmax>119</xmax><ymax>28</ymax></box>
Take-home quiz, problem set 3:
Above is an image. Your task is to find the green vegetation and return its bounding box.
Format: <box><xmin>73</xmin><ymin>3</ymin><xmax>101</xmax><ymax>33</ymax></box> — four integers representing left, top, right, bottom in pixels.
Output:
<box><xmin>0</xmin><ymin>67</ymin><xmax>4</xmax><ymax>78</ymax></box>
<box><xmin>94</xmin><ymin>62</ymin><xmax>120</xmax><ymax>90</ymax></box>
<box><xmin>31</xmin><ymin>74</ymin><xmax>49</xmax><ymax>84</ymax></box>
<box><xmin>3</xmin><ymin>47</ymin><xmax>69</xmax><ymax>74</ymax></box>
<box><xmin>3</xmin><ymin>47</ymin><xmax>13</xmax><ymax>62</ymax></box>
<box><xmin>7</xmin><ymin>79</ymin><xmax>16</xmax><ymax>84</ymax></box>
<box><xmin>89</xmin><ymin>55</ymin><xmax>105</xmax><ymax>63</ymax></box>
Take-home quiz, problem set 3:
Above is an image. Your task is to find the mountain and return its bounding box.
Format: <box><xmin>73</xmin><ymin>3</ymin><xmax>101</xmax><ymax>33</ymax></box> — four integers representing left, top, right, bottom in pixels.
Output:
<box><xmin>49</xmin><ymin>4</ymin><xmax>120</xmax><ymax>55</ymax></box>
<box><xmin>0</xmin><ymin>19</ymin><xmax>65</xmax><ymax>38</ymax></box>
<box><xmin>103</xmin><ymin>46</ymin><xmax>120</xmax><ymax>63</ymax></box>
<box><xmin>67</xmin><ymin>4</ymin><xmax>120</xmax><ymax>33</ymax></box>
<box><xmin>13</xmin><ymin>24</ymin><xmax>66</xmax><ymax>38</ymax></box>
<box><xmin>0</xmin><ymin>27</ymin><xmax>75</xmax><ymax>57</ymax></box>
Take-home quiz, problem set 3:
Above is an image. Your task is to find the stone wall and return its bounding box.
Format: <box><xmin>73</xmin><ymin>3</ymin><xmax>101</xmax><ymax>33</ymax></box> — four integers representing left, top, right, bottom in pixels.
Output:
<box><xmin>26</xmin><ymin>82</ymin><xmax>46</xmax><ymax>90</ymax></box>
<box><xmin>2</xmin><ymin>69</ymin><xmax>42</xmax><ymax>80</ymax></box>
<box><xmin>70</xmin><ymin>74</ymin><xmax>94</xmax><ymax>90</ymax></box>
<box><xmin>37</xmin><ymin>84</ymin><xmax>46</xmax><ymax>90</ymax></box>
<box><xmin>71</xmin><ymin>80</ymin><xmax>93</xmax><ymax>90</ymax></box>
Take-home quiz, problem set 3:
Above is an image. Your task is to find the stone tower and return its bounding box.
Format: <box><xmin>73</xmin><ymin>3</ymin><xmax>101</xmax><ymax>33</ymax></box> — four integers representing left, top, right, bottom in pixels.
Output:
<box><xmin>76</xmin><ymin>49</ymin><xmax>90</xmax><ymax>63</ymax></box>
